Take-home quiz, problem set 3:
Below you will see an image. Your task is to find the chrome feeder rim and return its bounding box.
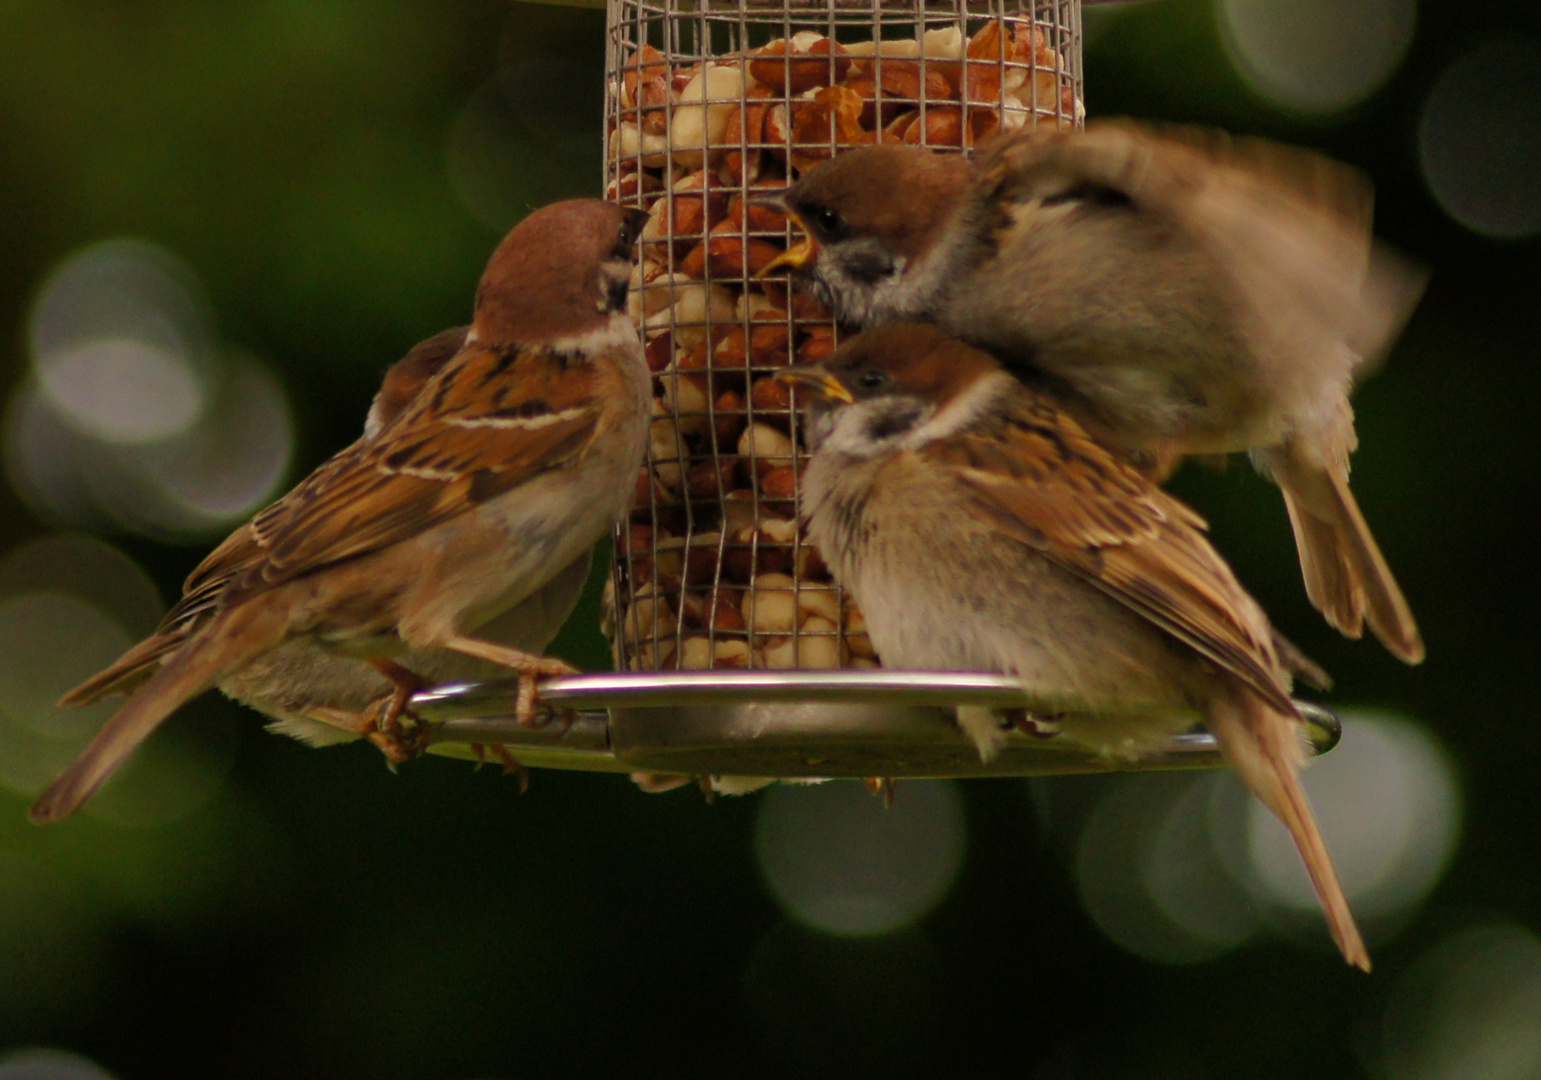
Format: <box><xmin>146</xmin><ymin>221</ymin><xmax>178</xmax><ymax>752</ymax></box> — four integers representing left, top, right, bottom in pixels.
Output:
<box><xmin>409</xmin><ymin>670</ymin><xmax>1342</xmax><ymax>780</ymax></box>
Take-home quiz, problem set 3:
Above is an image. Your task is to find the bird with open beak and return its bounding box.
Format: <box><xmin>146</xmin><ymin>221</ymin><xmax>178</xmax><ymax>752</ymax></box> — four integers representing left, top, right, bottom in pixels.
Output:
<box><xmin>33</xmin><ymin>199</ymin><xmax>652</xmax><ymax>823</ymax></box>
<box><xmin>763</xmin><ymin>121</ymin><xmax>1427</xmax><ymax>666</ymax></box>
<box><xmin>777</xmin><ymin>321</ymin><xmax>1370</xmax><ymax>970</ymax></box>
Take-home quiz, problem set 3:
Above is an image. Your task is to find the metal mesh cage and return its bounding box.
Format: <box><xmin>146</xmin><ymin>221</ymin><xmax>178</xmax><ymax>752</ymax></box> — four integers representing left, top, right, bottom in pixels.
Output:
<box><xmin>605</xmin><ymin>0</ymin><xmax>1084</xmax><ymax>675</ymax></box>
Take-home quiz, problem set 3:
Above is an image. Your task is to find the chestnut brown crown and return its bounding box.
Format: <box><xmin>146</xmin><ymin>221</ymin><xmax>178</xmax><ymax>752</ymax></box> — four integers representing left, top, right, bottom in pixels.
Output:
<box><xmin>783</xmin><ymin>147</ymin><xmax>971</xmax><ymax>261</ymax></box>
<box><xmin>824</xmin><ymin>322</ymin><xmax>1000</xmax><ymax>407</ymax></box>
<box><xmin>472</xmin><ymin>199</ymin><xmax>649</xmax><ymax>344</ymax></box>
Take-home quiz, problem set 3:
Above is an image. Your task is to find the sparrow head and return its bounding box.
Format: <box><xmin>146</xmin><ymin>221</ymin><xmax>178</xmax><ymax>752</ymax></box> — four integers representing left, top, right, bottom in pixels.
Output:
<box><xmin>765</xmin><ymin>147</ymin><xmax>972</xmax><ymax>326</ymax></box>
<box><xmin>777</xmin><ymin>322</ymin><xmax>1003</xmax><ymax>455</ymax></box>
<box><xmin>365</xmin><ymin>325</ymin><xmax>469</xmax><ymax>439</ymax></box>
<box><xmin>471</xmin><ymin>200</ymin><xmax>649</xmax><ymax>346</ymax></box>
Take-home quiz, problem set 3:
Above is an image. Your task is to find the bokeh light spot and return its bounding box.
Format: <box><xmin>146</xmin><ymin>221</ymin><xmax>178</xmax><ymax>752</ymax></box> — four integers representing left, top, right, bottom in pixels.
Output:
<box><xmin>1245</xmin><ymin>711</ymin><xmax>1459</xmax><ymax>922</ymax></box>
<box><xmin>41</xmin><ymin>339</ymin><xmax>204</xmax><ymax>445</ymax></box>
<box><xmin>0</xmin><ymin>1049</ymin><xmax>116</xmax><ymax>1080</ymax></box>
<box><xmin>83</xmin><ymin>704</ymin><xmax>240</xmax><ymax>829</ymax></box>
<box><xmin>1381</xmin><ymin>924</ymin><xmax>1541</xmax><ymax>1080</ymax></box>
<box><xmin>1218</xmin><ymin>0</ymin><xmax>1415</xmax><ymax>114</ymax></box>
<box><xmin>0</xmin><ymin>592</ymin><xmax>133</xmax><ymax>736</ymax></box>
<box><xmin>5</xmin><ymin>356</ymin><xmax>293</xmax><ymax>540</ymax></box>
<box><xmin>13</xmin><ymin>238</ymin><xmax>294</xmax><ymax>540</ymax></box>
<box><xmin>754</xmin><ymin>780</ymin><xmax>966</xmax><ymax>936</ymax></box>
<box><xmin>0</xmin><ymin>535</ymin><xmax>164</xmax><ymax>796</ymax></box>
<box><xmin>1419</xmin><ymin>38</ymin><xmax>1541</xmax><ymax>239</ymax></box>
<box><xmin>0</xmin><ymin>535</ymin><xmax>163</xmax><ymax>636</ymax></box>
<box><xmin>135</xmin><ymin>354</ymin><xmax>294</xmax><ymax>527</ymax></box>
<box><xmin>1076</xmin><ymin>773</ymin><xmax>1255</xmax><ymax>965</ymax></box>
<box><xmin>29</xmin><ymin>239</ymin><xmax>214</xmax><ymax>444</ymax></box>
<box><xmin>1142</xmin><ymin>774</ymin><xmax>1260</xmax><ymax>948</ymax></box>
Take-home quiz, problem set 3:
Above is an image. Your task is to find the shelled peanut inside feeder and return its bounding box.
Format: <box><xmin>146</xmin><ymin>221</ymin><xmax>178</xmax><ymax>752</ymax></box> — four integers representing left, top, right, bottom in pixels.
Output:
<box><xmin>604</xmin><ymin>0</ymin><xmax>1083</xmax><ymax>674</ymax></box>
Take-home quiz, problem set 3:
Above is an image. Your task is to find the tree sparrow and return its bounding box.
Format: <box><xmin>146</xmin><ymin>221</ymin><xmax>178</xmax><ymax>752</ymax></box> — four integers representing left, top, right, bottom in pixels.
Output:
<box><xmin>33</xmin><ymin>199</ymin><xmax>652</xmax><ymax>823</ymax></box>
<box><xmin>766</xmin><ymin>122</ymin><xmax>1427</xmax><ymax>665</ymax></box>
<box><xmin>778</xmin><ymin>321</ymin><xmax>1369</xmax><ymax>970</ymax></box>
<box><xmin>61</xmin><ymin>326</ymin><xmax>590</xmax><ymax>758</ymax></box>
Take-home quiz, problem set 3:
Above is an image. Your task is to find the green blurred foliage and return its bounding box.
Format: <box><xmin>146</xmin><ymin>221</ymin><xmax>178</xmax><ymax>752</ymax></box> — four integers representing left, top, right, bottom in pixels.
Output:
<box><xmin>0</xmin><ymin>1</ymin><xmax>1537</xmax><ymax>1078</ymax></box>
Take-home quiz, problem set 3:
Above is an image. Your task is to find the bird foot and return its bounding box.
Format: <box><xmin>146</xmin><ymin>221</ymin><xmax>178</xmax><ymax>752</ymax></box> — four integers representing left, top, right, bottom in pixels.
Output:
<box><xmin>864</xmin><ymin>776</ymin><xmax>897</xmax><ymax>808</ymax></box>
<box><xmin>469</xmin><ymin>743</ymin><xmax>530</xmax><ymax>793</ymax></box>
<box><xmin>630</xmin><ymin>772</ymin><xmax>694</xmax><ymax>794</ymax></box>
<box><xmin>441</xmin><ymin>636</ymin><xmax>578</xmax><ymax>728</ymax></box>
<box><xmin>1002</xmin><ymin>707</ymin><xmax>1062</xmax><ymax>739</ymax></box>
<box><xmin>356</xmin><ymin>695</ymin><xmax>434</xmax><ymax>766</ymax></box>
<box><xmin>357</xmin><ymin>660</ymin><xmax>435</xmax><ymax>765</ymax></box>
<box><xmin>512</xmin><ymin>664</ymin><xmax>579</xmax><ymax>728</ymax></box>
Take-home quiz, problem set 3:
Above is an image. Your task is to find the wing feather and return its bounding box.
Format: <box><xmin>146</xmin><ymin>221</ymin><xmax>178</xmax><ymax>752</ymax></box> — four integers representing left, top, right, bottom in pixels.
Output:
<box><xmin>168</xmin><ymin>340</ymin><xmax>603</xmax><ymax>622</ymax></box>
<box><xmin>924</xmin><ymin>392</ymin><xmax>1296</xmax><ymax>715</ymax></box>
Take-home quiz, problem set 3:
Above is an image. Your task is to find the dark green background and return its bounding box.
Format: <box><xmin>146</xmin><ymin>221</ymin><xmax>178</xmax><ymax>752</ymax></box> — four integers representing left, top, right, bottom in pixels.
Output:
<box><xmin>0</xmin><ymin>1</ymin><xmax>1537</xmax><ymax>1076</ymax></box>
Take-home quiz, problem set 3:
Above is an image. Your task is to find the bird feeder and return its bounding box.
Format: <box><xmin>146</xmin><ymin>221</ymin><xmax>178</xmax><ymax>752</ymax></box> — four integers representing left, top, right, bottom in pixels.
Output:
<box><xmin>418</xmin><ymin>0</ymin><xmax>1342</xmax><ymax>783</ymax></box>
<box><xmin>604</xmin><ymin>0</ymin><xmax>1083</xmax><ymax>678</ymax></box>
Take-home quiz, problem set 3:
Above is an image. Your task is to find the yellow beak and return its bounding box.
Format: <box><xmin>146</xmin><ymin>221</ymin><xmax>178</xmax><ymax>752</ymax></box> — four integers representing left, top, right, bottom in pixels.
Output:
<box><xmin>775</xmin><ymin>364</ymin><xmax>854</xmax><ymax>404</ymax></box>
<box><xmin>758</xmin><ymin>236</ymin><xmax>818</xmax><ymax>278</ymax></box>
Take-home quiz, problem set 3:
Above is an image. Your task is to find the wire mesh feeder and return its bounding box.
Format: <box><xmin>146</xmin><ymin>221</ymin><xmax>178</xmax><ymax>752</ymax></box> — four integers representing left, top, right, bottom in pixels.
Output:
<box><xmin>400</xmin><ymin>0</ymin><xmax>1345</xmax><ymax>785</ymax></box>
<box><xmin>457</xmin><ymin>0</ymin><xmax>1339</xmax><ymax>788</ymax></box>
<box><xmin>603</xmin><ymin>0</ymin><xmax>1084</xmax><ymax>678</ymax></box>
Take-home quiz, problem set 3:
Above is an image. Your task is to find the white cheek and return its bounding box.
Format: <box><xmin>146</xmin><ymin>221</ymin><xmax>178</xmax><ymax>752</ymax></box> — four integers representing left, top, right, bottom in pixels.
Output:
<box><xmin>814</xmin><ymin>407</ymin><xmax>879</xmax><ymax>458</ymax></box>
<box><xmin>903</xmin><ymin>371</ymin><xmax>1015</xmax><ymax>447</ymax></box>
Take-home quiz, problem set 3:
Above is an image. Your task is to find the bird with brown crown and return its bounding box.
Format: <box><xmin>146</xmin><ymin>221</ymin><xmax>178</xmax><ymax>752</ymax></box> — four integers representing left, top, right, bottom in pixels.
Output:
<box><xmin>765</xmin><ymin>121</ymin><xmax>1427</xmax><ymax>665</ymax></box>
<box><xmin>779</xmin><ymin>321</ymin><xmax>1371</xmax><ymax>971</ymax></box>
<box><xmin>33</xmin><ymin>199</ymin><xmax>651</xmax><ymax>823</ymax></box>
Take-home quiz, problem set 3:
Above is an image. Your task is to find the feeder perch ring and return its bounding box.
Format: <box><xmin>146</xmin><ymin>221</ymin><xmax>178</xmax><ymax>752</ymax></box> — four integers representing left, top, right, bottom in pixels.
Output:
<box><xmin>412</xmin><ymin>670</ymin><xmax>1341</xmax><ymax>780</ymax></box>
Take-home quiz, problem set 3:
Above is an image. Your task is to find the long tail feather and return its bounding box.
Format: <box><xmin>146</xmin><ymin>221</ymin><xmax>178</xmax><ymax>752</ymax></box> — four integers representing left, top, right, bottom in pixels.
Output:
<box><xmin>1207</xmin><ymin>691</ymin><xmax>1370</xmax><ymax>971</ymax></box>
<box><xmin>31</xmin><ymin>600</ymin><xmax>290</xmax><ymax>823</ymax></box>
<box><xmin>56</xmin><ymin>633</ymin><xmax>186</xmax><ymax>708</ymax></box>
<box><xmin>1315</xmin><ymin>468</ymin><xmax>1423</xmax><ymax>664</ymax></box>
<box><xmin>1264</xmin><ymin>445</ymin><xmax>1423</xmax><ymax>665</ymax></box>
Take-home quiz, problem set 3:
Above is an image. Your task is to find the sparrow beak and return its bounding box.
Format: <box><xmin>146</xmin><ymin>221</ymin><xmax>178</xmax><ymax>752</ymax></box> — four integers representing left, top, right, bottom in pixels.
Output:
<box><xmin>775</xmin><ymin>364</ymin><xmax>854</xmax><ymax>404</ymax></box>
<box><xmin>758</xmin><ymin>236</ymin><xmax>818</xmax><ymax>278</ymax></box>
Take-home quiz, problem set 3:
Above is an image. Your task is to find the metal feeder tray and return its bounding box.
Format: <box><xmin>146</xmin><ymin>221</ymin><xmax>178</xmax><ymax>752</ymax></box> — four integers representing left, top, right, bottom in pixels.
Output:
<box><xmin>413</xmin><ymin>670</ymin><xmax>1341</xmax><ymax>780</ymax></box>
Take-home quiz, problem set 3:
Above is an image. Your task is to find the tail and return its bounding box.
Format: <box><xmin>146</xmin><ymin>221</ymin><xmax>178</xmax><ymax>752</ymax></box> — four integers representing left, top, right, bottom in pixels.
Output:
<box><xmin>1261</xmin><ymin>445</ymin><xmax>1424</xmax><ymax>665</ymax></box>
<box><xmin>31</xmin><ymin>599</ymin><xmax>291</xmax><ymax>823</ymax></box>
<box><xmin>57</xmin><ymin>632</ymin><xmax>186</xmax><ymax>707</ymax></box>
<box><xmin>1207</xmin><ymin>691</ymin><xmax>1370</xmax><ymax>971</ymax></box>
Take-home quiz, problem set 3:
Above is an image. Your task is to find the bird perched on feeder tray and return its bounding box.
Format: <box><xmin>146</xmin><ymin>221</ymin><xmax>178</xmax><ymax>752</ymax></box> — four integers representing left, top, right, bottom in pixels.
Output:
<box><xmin>32</xmin><ymin>199</ymin><xmax>652</xmax><ymax>823</ymax></box>
<box><xmin>145</xmin><ymin>325</ymin><xmax>592</xmax><ymax>759</ymax></box>
<box><xmin>764</xmin><ymin>121</ymin><xmax>1427</xmax><ymax>665</ymax></box>
<box><xmin>778</xmin><ymin>321</ymin><xmax>1370</xmax><ymax>970</ymax></box>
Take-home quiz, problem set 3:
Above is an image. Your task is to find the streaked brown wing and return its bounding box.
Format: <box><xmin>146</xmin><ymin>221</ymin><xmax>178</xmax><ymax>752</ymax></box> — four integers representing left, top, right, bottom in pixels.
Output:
<box><xmin>169</xmin><ymin>339</ymin><xmax>603</xmax><ymax>616</ymax></box>
<box><xmin>245</xmin><ymin>340</ymin><xmax>602</xmax><ymax>590</ymax></box>
<box><xmin>924</xmin><ymin>391</ymin><xmax>1296</xmax><ymax>715</ymax></box>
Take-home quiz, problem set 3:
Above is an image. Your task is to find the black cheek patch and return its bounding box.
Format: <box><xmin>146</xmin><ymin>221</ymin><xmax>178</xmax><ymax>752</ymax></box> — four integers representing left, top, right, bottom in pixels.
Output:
<box><xmin>865</xmin><ymin>402</ymin><xmax>924</xmax><ymax>441</ymax></box>
<box><xmin>841</xmin><ymin>247</ymin><xmax>897</xmax><ymax>285</ymax></box>
<box><xmin>605</xmin><ymin>275</ymin><xmax>630</xmax><ymax>313</ymax></box>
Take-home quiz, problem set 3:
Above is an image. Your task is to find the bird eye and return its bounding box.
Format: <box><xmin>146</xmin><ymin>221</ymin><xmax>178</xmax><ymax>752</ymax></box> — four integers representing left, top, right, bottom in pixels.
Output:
<box><xmin>858</xmin><ymin>368</ymin><xmax>888</xmax><ymax>390</ymax></box>
<box><xmin>811</xmin><ymin>206</ymin><xmax>847</xmax><ymax>240</ymax></box>
<box><xmin>613</xmin><ymin>210</ymin><xmax>648</xmax><ymax>258</ymax></box>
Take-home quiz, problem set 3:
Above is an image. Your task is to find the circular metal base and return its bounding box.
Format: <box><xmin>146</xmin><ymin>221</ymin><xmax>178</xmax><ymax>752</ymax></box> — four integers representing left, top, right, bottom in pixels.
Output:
<box><xmin>410</xmin><ymin>671</ymin><xmax>1341</xmax><ymax>780</ymax></box>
